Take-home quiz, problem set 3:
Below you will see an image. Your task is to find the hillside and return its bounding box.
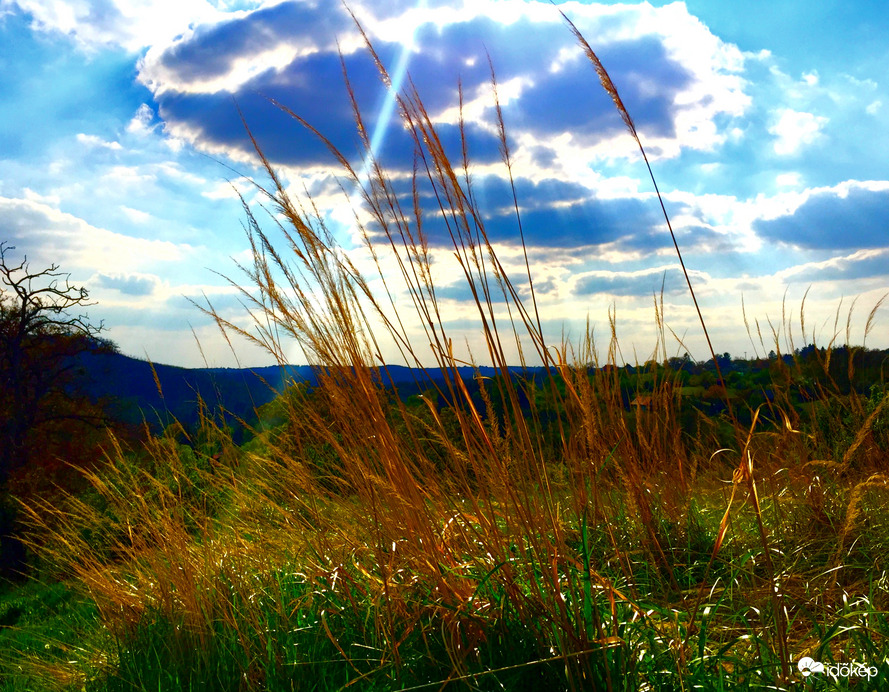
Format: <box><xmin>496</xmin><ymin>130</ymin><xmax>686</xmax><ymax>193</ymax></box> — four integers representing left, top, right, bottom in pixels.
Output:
<box><xmin>70</xmin><ymin>349</ymin><xmax>526</xmax><ymax>437</ymax></box>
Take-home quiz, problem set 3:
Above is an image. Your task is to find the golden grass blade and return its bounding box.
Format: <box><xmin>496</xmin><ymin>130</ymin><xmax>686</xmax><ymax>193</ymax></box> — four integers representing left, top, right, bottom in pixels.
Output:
<box><xmin>558</xmin><ymin>6</ymin><xmax>736</xmax><ymax>426</ymax></box>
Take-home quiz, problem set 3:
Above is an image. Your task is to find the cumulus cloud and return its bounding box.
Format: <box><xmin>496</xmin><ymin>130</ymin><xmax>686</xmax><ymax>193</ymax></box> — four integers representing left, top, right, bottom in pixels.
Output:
<box><xmin>120</xmin><ymin>206</ymin><xmax>153</xmax><ymax>223</ymax></box>
<box><xmin>120</xmin><ymin>0</ymin><xmax>761</xmax><ymax>270</ymax></box>
<box><xmin>434</xmin><ymin>282</ymin><xmax>513</xmax><ymax>303</ymax></box>
<box><xmin>769</xmin><ymin>108</ymin><xmax>828</xmax><ymax>155</ymax></box>
<box><xmin>136</xmin><ymin>0</ymin><xmax>750</xmax><ymax>172</ymax></box>
<box><xmin>8</xmin><ymin>0</ymin><xmax>224</xmax><ymax>51</ymax></box>
<box><xmin>126</xmin><ymin>103</ymin><xmax>158</xmax><ymax>135</ymax></box>
<box><xmin>76</xmin><ymin>133</ymin><xmax>122</xmax><ymax>150</ymax></box>
<box><xmin>754</xmin><ymin>182</ymin><xmax>889</xmax><ymax>249</ymax></box>
<box><xmin>94</xmin><ymin>272</ymin><xmax>161</xmax><ymax>295</ymax></box>
<box><xmin>0</xmin><ymin>193</ymin><xmax>249</xmax><ymax>361</ymax></box>
<box><xmin>102</xmin><ymin>0</ymin><xmax>759</xmax><ymax>316</ymax></box>
<box><xmin>574</xmin><ymin>266</ymin><xmax>697</xmax><ymax>297</ymax></box>
<box><xmin>0</xmin><ymin>194</ymin><xmax>190</xmax><ymax>271</ymax></box>
<box><xmin>780</xmin><ymin>249</ymin><xmax>889</xmax><ymax>283</ymax></box>
<box><xmin>140</xmin><ymin>1</ymin><xmax>354</xmax><ymax>94</ymax></box>
<box><xmin>359</xmin><ymin>174</ymin><xmax>673</xmax><ymax>253</ymax></box>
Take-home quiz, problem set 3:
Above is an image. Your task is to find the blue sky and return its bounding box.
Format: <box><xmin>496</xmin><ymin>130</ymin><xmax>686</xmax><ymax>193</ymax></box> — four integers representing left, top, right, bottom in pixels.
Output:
<box><xmin>1</xmin><ymin>0</ymin><xmax>887</xmax><ymax>368</ymax></box>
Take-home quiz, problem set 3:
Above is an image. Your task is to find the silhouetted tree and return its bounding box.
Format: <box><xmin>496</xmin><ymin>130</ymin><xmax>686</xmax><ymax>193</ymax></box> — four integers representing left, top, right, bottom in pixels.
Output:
<box><xmin>0</xmin><ymin>242</ymin><xmax>114</xmax><ymax>485</ymax></box>
<box><xmin>1</xmin><ymin>242</ymin><xmax>123</xmax><ymax>576</ymax></box>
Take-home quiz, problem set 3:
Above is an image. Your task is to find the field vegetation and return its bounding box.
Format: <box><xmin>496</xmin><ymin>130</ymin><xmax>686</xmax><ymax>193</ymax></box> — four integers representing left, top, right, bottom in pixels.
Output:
<box><xmin>2</xmin><ymin>15</ymin><xmax>888</xmax><ymax>691</ymax></box>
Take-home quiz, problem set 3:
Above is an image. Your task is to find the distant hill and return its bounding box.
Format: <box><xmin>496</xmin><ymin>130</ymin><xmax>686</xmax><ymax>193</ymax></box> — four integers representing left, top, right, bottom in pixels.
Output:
<box><xmin>72</xmin><ymin>350</ymin><xmax>543</xmax><ymax>438</ymax></box>
<box><xmin>66</xmin><ymin>342</ymin><xmax>889</xmax><ymax>446</ymax></box>
<box><xmin>73</xmin><ymin>350</ymin><xmax>313</xmax><ymax>436</ymax></box>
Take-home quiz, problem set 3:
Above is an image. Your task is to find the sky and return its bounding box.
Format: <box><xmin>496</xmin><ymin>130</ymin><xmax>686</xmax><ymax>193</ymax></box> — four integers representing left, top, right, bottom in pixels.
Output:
<box><xmin>1</xmin><ymin>0</ymin><xmax>887</xmax><ymax>369</ymax></box>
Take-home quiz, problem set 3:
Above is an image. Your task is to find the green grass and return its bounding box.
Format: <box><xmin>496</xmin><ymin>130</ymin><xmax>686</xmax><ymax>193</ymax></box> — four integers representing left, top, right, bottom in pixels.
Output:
<box><xmin>0</xmin><ymin>579</ymin><xmax>101</xmax><ymax>691</ymax></box>
<box><xmin>6</xmin><ymin>456</ymin><xmax>888</xmax><ymax>690</ymax></box>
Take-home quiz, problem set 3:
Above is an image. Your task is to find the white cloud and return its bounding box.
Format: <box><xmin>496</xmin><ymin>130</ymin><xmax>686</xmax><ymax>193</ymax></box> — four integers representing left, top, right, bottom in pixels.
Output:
<box><xmin>769</xmin><ymin>109</ymin><xmax>828</xmax><ymax>155</ymax></box>
<box><xmin>8</xmin><ymin>0</ymin><xmax>225</xmax><ymax>52</ymax></box>
<box><xmin>802</xmin><ymin>70</ymin><xmax>819</xmax><ymax>86</ymax></box>
<box><xmin>142</xmin><ymin>38</ymin><xmax>327</xmax><ymax>96</ymax></box>
<box><xmin>202</xmin><ymin>179</ymin><xmax>250</xmax><ymax>200</ymax></box>
<box><xmin>126</xmin><ymin>104</ymin><xmax>158</xmax><ymax>135</ymax></box>
<box><xmin>76</xmin><ymin>133</ymin><xmax>122</xmax><ymax>150</ymax></box>
<box><xmin>0</xmin><ymin>194</ymin><xmax>189</xmax><ymax>272</ymax></box>
<box><xmin>746</xmin><ymin>180</ymin><xmax>858</xmax><ymax>224</ymax></box>
<box><xmin>866</xmin><ymin>100</ymin><xmax>882</xmax><ymax>115</ymax></box>
<box><xmin>777</xmin><ymin>248</ymin><xmax>889</xmax><ymax>281</ymax></box>
<box><xmin>138</xmin><ymin>0</ymin><xmax>751</xmax><ymax>170</ymax></box>
<box><xmin>21</xmin><ymin>187</ymin><xmax>60</xmax><ymax>206</ymax></box>
<box><xmin>100</xmin><ymin>164</ymin><xmax>157</xmax><ymax>187</ymax></box>
<box><xmin>91</xmin><ymin>271</ymin><xmax>162</xmax><ymax>296</ymax></box>
<box><xmin>121</xmin><ymin>206</ymin><xmax>153</xmax><ymax>223</ymax></box>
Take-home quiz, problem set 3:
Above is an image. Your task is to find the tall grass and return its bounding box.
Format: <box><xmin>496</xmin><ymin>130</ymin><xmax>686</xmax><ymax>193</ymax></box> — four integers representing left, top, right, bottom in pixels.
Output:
<box><xmin>6</xmin><ymin>12</ymin><xmax>889</xmax><ymax>692</ymax></box>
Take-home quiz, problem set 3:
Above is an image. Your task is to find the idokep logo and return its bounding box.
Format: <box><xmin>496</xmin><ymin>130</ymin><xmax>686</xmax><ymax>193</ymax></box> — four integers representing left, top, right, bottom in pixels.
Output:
<box><xmin>797</xmin><ymin>656</ymin><xmax>878</xmax><ymax>681</ymax></box>
<box><xmin>797</xmin><ymin>657</ymin><xmax>825</xmax><ymax>676</ymax></box>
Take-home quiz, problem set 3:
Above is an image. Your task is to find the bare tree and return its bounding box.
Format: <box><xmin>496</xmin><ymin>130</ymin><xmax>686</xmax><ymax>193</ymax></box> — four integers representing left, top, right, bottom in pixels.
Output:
<box><xmin>0</xmin><ymin>241</ymin><xmax>113</xmax><ymax>486</ymax></box>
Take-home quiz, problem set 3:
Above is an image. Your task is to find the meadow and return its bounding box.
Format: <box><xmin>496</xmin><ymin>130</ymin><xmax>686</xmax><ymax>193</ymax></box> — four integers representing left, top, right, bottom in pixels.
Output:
<box><xmin>2</xmin><ymin>16</ymin><xmax>888</xmax><ymax>691</ymax></box>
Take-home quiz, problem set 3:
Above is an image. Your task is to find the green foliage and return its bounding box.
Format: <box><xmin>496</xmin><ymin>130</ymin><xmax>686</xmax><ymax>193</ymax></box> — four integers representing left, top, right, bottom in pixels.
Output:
<box><xmin>0</xmin><ymin>580</ymin><xmax>101</xmax><ymax>691</ymax></box>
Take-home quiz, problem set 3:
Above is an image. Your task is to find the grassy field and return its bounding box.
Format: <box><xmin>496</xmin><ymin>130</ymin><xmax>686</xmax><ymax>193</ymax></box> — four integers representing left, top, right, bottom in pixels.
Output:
<box><xmin>3</xmin><ymin>15</ymin><xmax>888</xmax><ymax>691</ymax></box>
